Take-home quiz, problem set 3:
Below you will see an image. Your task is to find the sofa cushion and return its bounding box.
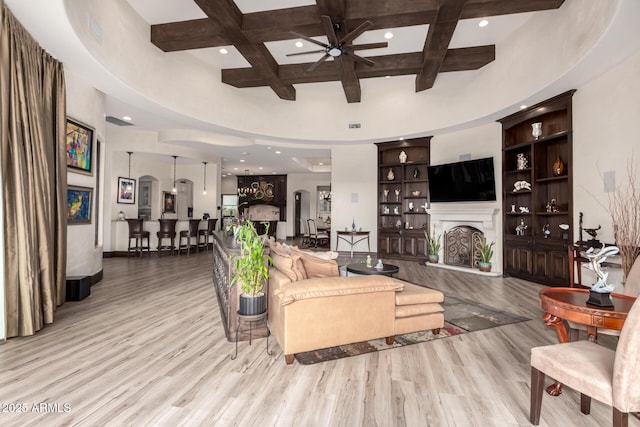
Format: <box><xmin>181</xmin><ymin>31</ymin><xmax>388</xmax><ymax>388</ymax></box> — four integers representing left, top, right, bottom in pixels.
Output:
<box><xmin>396</xmin><ymin>303</ymin><xmax>444</xmax><ymax>318</ymax></box>
<box><xmin>393</xmin><ymin>281</ymin><xmax>444</xmax><ymax>305</ymax></box>
<box><xmin>293</xmin><ymin>248</ymin><xmax>339</xmax><ymax>278</ymax></box>
<box><xmin>273</xmin><ymin>275</ymin><xmax>403</xmax><ymax>306</ymax></box>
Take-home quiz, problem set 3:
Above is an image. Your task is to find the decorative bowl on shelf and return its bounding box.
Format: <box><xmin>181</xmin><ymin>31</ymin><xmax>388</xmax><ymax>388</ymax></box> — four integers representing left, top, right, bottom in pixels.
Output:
<box><xmin>411</xmin><ymin>190</ymin><xmax>421</xmax><ymax>197</ymax></box>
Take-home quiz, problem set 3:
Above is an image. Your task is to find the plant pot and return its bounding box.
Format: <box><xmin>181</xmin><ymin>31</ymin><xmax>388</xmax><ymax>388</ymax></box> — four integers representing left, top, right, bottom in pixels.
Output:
<box><xmin>239</xmin><ymin>293</ymin><xmax>266</xmax><ymax>315</ymax></box>
<box><xmin>427</xmin><ymin>255</ymin><xmax>439</xmax><ymax>264</ymax></box>
<box><xmin>478</xmin><ymin>262</ymin><xmax>492</xmax><ymax>272</ymax></box>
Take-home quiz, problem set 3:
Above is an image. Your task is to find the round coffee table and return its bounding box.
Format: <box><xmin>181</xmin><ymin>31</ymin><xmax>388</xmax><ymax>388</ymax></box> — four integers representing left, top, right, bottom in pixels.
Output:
<box><xmin>346</xmin><ymin>262</ymin><xmax>399</xmax><ymax>277</ymax></box>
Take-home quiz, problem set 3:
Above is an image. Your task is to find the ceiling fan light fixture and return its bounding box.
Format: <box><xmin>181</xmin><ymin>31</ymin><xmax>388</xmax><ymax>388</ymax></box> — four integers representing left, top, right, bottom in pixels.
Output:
<box><xmin>328</xmin><ymin>47</ymin><xmax>342</xmax><ymax>57</ymax></box>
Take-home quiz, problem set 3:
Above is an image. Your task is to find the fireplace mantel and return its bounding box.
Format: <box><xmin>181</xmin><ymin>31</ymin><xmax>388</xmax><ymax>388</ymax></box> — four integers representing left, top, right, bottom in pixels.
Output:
<box><xmin>427</xmin><ymin>207</ymin><xmax>498</xmax><ymax>230</ymax></box>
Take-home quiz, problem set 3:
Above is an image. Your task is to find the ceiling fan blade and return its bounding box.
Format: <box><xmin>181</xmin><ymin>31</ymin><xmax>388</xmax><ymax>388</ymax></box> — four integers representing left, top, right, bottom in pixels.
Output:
<box><xmin>290</xmin><ymin>32</ymin><xmax>329</xmax><ymax>49</ymax></box>
<box><xmin>321</xmin><ymin>15</ymin><xmax>339</xmax><ymax>46</ymax></box>
<box><xmin>350</xmin><ymin>42</ymin><xmax>388</xmax><ymax>51</ymax></box>
<box><xmin>286</xmin><ymin>49</ymin><xmax>326</xmax><ymax>57</ymax></box>
<box><xmin>307</xmin><ymin>53</ymin><xmax>331</xmax><ymax>72</ymax></box>
<box><xmin>338</xmin><ymin>20</ymin><xmax>373</xmax><ymax>45</ymax></box>
<box><xmin>347</xmin><ymin>53</ymin><xmax>375</xmax><ymax>67</ymax></box>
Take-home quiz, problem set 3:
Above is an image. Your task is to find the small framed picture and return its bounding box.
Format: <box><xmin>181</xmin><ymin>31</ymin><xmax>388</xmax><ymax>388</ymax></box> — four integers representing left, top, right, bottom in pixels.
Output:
<box><xmin>163</xmin><ymin>191</ymin><xmax>176</xmax><ymax>213</ymax></box>
<box><xmin>67</xmin><ymin>185</ymin><xmax>92</xmax><ymax>224</ymax></box>
<box><xmin>117</xmin><ymin>177</ymin><xmax>136</xmax><ymax>204</ymax></box>
<box><xmin>66</xmin><ymin>118</ymin><xmax>94</xmax><ymax>175</ymax></box>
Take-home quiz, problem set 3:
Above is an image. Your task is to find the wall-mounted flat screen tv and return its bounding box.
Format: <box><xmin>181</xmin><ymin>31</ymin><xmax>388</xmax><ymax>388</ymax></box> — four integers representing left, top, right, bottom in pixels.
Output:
<box><xmin>427</xmin><ymin>157</ymin><xmax>497</xmax><ymax>202</ymax></box>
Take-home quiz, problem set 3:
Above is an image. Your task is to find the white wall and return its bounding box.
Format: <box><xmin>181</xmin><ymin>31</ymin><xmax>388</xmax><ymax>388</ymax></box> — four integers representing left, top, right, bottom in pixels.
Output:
<box><xmin>331</xmin><ymin>145</ymin><xmax>378</xmax><ymax>252</ymax></box>
<box><xmin>573</xmin><ymin>47</ymin><xmax>640</xmax><ymax>244</ymax></box>
<box><xmin>65</xmin><ymin>69</ymin><xmax>105</xmax><ymax>277</ymax></box>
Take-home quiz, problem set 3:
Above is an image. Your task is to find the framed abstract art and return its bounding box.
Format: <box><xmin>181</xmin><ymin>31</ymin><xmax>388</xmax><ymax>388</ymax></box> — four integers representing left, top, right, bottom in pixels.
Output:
<box><xmin>66</xmin><ymin>118</ymin><xmax>94</xmax><ymax>175</ymax></box>
<box><xmin>67</xmin><ymin>185</ymin><xmax>92</xmax><ymax>224</ymax></box>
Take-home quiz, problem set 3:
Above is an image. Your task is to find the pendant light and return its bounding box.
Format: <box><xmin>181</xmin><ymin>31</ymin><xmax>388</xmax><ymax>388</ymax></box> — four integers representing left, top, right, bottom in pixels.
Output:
<box><xmin>202</xmin><ymin>161</ymin><xmax>207</xmax><ymax>195</ymax></box>
<box><xmin>126</xmin><ymin>151</ymin><xmax>133</xmax><ymax>192</ymax></box>
<box><xmin>172</xmin><ymin>155</ymin><xmax>178</xmax><ymax>193</ymax></box>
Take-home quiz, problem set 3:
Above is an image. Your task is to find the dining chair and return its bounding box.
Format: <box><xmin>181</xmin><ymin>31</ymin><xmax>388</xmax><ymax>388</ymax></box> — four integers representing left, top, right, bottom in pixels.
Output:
<box><xmin>307</xmin><ymin>219</ymin><xmax>329</xmax><ymax>247</ymax></box>
<box><xmin>300</xmin><ymin>218</ymin><xmax>310</xmax><ymax>247</ymax></box>
<box><xmin>568</xmin><ymin>255</ymin><xmax>640</xmax><ymax>340</ymax></box>
<box><xmin>530</xmin><ymin>297</ymin><xmax>640</xmax><ymax>426</ymax></box>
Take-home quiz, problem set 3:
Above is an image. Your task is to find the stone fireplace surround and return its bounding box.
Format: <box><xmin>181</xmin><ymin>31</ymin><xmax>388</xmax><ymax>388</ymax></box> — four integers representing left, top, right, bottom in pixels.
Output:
<box><xmin>426</xmin><ymin>207</ymin><xmax>501</xmax><ymax>275</ymax></box>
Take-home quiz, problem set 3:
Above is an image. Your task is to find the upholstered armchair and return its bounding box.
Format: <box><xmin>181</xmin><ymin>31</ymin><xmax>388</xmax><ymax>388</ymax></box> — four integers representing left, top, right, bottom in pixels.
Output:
<box><xmin>530</xmin><ymin>297</ymin><xmax>640</xmax><ymax>426</ymax></box>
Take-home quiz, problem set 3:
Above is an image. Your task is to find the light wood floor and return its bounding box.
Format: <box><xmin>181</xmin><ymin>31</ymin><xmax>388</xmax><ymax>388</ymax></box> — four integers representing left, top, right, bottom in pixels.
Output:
<box><xmin>0</xmin><ymin>250</ymin><xmax>635</xmax><ymax>427</ymax></box>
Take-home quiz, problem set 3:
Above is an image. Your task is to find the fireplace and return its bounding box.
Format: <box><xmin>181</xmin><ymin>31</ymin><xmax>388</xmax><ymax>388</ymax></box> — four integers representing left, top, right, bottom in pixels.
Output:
<box><xmin>444</xmin><ymin>226</ymin><xmax>484</xmax><ymax>268</ymax></box>
<box><xmin>426</xmin><ymin>207</ymin><xmax>500</xmax><ymax>274</ymax></box>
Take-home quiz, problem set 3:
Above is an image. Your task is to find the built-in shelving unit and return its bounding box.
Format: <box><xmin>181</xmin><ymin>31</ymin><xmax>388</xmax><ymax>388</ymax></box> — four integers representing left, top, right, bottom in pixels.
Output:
<box><xmin>498</xmin><ymin>90</ymin><xmax>575</xmax><ymax>286</ymax></box>
<box><xmin>375</xmin><ymin>137</ymin><xmax>432</xmax><ymax>260</ymax></box>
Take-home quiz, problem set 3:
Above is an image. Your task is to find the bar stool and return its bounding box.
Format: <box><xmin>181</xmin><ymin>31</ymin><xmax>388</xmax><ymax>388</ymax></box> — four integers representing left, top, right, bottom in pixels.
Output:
<box><xmin>198</xmin><ymin>218</ymin><xmax>218</xmax><ymax>252</ymax></box>
<box><xmin>179</xmin><ymin>219</ymin><xmax>201</xmax><ymax>255</ymax></box>
<box><xmin>125</xmin><ymin>218</ymin><xmax>150</xmax><ymax>257</ymax></box>
<box><xmin>157</xmin><ymin>219</ymin><xmax>178</xmax><ymax>256</ymax></box>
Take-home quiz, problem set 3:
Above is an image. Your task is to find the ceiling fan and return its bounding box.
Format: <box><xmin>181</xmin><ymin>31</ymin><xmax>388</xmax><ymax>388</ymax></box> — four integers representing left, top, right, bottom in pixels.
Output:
<box><xmin>288</xmin><ymin>16</ymin><xmax>388</xmax><ymax>72</ymax></box>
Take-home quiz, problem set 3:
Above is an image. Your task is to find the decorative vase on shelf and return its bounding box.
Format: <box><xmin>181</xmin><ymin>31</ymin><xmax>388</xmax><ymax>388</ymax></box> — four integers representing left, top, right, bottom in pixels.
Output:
<box><xmin>531</xmin><ymin>122</ymin><xmax>542</xmax><ymax>139</ymax></box>
<box><xmin>553</xmin><ymin>156</ymin><xmax>565</xmax><ymax>176</ymax></box>
<box><xmin>387</xmin><ymin>168</ymin><xmax>395</xmax><ymax>180</ymax></box>
<box><xmin>413</xmin><ymin>168</ymin><xmax>420</xmax><ymax>178</ymax></box>
<box><xmin>399</xmin><ymin>150</ymin><xmax>407</xmax><ymax>163</ymax></box>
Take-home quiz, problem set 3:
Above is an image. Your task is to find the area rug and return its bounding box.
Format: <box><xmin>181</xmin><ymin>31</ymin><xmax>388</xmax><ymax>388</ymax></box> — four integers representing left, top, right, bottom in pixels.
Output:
<box><xmin>294</xmin><ymin>294</ymin><xmax>530</xmax><ymax>365</ymax></box>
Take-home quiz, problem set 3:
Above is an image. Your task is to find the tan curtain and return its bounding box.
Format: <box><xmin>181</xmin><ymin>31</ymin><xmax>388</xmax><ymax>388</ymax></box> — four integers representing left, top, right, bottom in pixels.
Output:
<box><xmin>1</xmin><ymin>2</ymin><xmax>67</xmax><ymax>337</ymax></box>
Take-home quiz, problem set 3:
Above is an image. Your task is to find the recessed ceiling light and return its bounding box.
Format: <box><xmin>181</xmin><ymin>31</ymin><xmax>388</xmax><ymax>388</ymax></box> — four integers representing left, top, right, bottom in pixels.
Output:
<box><xmin>384</xmin><ymin>32</ymin><xmax>393</xmax><ymax>39</ymax></box>
<box><xmin>399</xmin><ymin>137</ymin><xmax>404</xmax><ymax>140</ymax></box>
<box><xmin>272</xmin><ymin>171</ymin><xmax>277</xmax><ymax>174</ymax></box>
<box><xmin>385</xmin><ymin>75</ymin><xmax>391</xmax><ymax>79</ymax></box>
<box><xmin>239</xmin><ymin>159</ymin><xmax>245</xmax><ymax>162</ymax></box>
<box><xmin>275</xmin><ymin>151</ymin><xmax>281</xmax><ymax>154</ymax></box>
<box><xmin>233</xmin><ymin>167</ymin><xmax>238</xmax><ymax>170</ymax></box>
<box><xmin>479</xmin><ymin>20</ymin><xmax>489</xmax><ymax>28</ymax></box>
<box><xmin>122</xmin><ymin>116</ymin><xmax>132</xmax><ymax>121</ymax></box>
<box><xmin>258</xmin><ymin>166</ymin><xmax>263</xmax><ymax>170</ymax></box>
<box><xmin>267</xmin><ymin>146</ymin><xmax>272</xmax><ymax>150</ymax></box>
<box><xmin>520</xmin><ymin>104</ymin><xmax>528</xmax><ymax>109</ymax></box>
<box><xmin>219</xmin><ymin>48</ymin><xmax>228</xmax><ymax>54</ymax></box>
<box><xmin>295</xmin><ymin>41</ymin><xmax>303</xmax><ymax>48</ymax></box>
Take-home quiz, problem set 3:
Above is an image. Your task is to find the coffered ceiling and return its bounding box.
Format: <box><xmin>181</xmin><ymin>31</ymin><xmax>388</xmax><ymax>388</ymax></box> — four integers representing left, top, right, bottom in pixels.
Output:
<box><xmin>136</xmin><ymin>0</ymin><xmax>565</xmax><ymax>103</ymax></box>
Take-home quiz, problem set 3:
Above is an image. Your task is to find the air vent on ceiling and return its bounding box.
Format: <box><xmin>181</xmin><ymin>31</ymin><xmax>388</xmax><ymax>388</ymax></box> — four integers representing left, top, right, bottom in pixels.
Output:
<box><xmin>348</xmin><ymin>122</ymin><xmax>361</xmax><ymax>129</ymax></box>
<box><xmin>106</xmin><ymin>116</ymin><xmax>134</xmax><ymax>126</ymax></box>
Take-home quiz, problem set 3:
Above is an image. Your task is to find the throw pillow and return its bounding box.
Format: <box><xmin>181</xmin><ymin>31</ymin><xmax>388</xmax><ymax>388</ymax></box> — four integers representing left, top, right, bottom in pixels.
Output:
<box><xmin>268</xmin><ymin>238</ymin><xmax>306</xmax><ymax>281</ymax></box>
<box><xmin>292</xmin><ymin>247</ymin><xmax>339</xmax><ymax>278</ymax></box>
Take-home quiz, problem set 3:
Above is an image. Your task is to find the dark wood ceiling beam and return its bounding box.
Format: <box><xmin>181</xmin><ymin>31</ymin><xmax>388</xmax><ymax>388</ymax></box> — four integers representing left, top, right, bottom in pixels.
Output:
<box><xmin>222</xmin><ymin>46</ymin><xmax>494</xmax><ymax>87</ymax></box>
<box><xmin>192</xmin><ymin>0</ymin><xmax>296</xmax><ymax>101</ymax></box>
<box><xmin>415</xmin><ymin>0</ymin><xmax>468</xmax><ymax>93</ymax></box>
<box><xmin>151</xmin><ymin>19</ymin><xmax>239</xmax><ymax>52</ymax></box>
<box><xmin>462</xmin><ymin>0</ymin><xmax>565</xmax><ymax>19</ymax></box>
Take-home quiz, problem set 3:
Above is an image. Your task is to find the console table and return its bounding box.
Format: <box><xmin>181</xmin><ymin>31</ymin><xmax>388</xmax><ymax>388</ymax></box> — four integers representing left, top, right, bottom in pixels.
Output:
<box><xmin>211</xmin><ymin>231</ymin><xmax>269</xmax><ymax>342</ymax></box>
<box><xmin>336</xmin><ymin>230</ymin><xmax>370</xmax><ymax>258</ymax></box>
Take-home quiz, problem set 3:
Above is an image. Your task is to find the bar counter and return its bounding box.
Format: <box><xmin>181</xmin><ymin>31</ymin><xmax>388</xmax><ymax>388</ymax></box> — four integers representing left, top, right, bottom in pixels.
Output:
<box><xmin>110</xmin><ymin>219</ymin><xmax>207</xmax><ymax>253</ymax></box>
<box><xmin>210</xmin><ymin>231</ymin><xmax>269</xmax><ymax>342</ymax></box>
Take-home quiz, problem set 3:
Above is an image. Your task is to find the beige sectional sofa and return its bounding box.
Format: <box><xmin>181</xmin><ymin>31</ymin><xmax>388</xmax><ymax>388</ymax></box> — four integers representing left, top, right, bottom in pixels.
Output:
<box><xmin>266</xmin><ymin>239</ymin><xmax>445</xmax><ymax>365</ymax></box>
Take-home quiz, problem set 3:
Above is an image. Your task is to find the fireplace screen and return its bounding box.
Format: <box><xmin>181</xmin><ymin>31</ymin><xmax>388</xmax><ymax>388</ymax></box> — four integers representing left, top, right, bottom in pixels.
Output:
<box><xmin>444</xmin><ymin>226</ymin><xmax>484</xmax><ymax>268</ymax></box>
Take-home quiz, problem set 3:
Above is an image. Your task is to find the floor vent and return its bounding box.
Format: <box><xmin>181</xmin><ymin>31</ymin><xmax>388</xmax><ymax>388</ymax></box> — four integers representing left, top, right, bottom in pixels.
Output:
<box><xmin>106</xmin><ymin>116</ymin><xmax>134</xmax><ymax>126</ymax></box>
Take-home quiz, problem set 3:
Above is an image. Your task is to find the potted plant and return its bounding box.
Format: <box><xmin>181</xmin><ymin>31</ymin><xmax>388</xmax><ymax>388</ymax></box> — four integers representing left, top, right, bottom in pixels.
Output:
<box><xmin>478</xmin><ymin>239</ymin><xmax>495</xmax><ymax>272</ymax></box>
<box><xmin>425</xmin><ymin>230</ymin><xmax>441</xmax><ymax>263</ymax></box>
<box><xmin>231</xmin><ymin>221</ymin><xmax>271</xmax><ymax>315</ymax></box>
